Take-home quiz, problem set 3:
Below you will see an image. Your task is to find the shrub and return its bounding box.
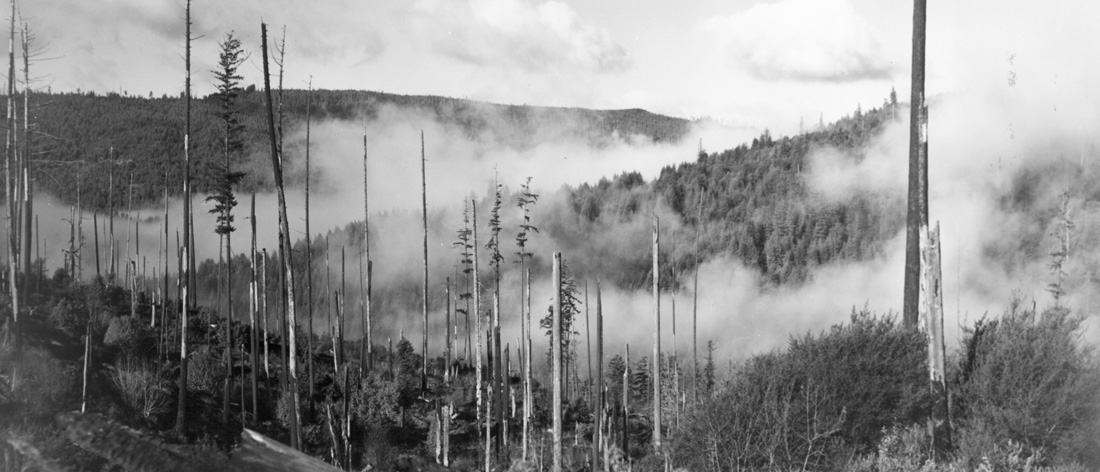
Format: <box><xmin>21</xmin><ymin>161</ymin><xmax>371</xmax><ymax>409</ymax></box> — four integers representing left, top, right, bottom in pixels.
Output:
<box><xmin>107</xmin><ymin>355</ymin><xmax>172</xmax><ymax>424</ymax></box>
<box><xmin>954</xmin><ymin>306</ymin><xmax>1100</xmax><ymax>468</ymax></box>
<box><xmin>187</xmin><ymin>345</ymin><xmax>227</xmax><ymax>395</ymax></box>
<box><xmin>671</xmin><ymin>310</ymin><xmax>927</xmax><ymax>471</ymax></box>
<box><xmin>103</xmin><ymin>316</ymin><xmax>156</xmax><ymax>357</ymax></box>
<box><xmin>3</xmin><ymin>347</ymin><xmax>77</xmax><ymax>416</ymax></box>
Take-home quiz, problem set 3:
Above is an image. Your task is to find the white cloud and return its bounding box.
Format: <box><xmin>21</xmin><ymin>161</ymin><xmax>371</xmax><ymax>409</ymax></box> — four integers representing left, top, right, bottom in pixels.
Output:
<box><xmin>419</xmin><ymin>0</ymin><xmax>629</xmax><ymax>73</ymax></box>
<box><xmin>704</xmin><ymin>0</ymin><xmax>891</xmax><ymax>82</ymax></box>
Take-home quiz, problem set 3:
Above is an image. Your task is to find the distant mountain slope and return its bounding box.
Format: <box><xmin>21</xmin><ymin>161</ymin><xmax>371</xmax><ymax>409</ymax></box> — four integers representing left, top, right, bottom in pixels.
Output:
<box><xmin>28</xmin><ymin>89</ymin><xmax>691</xmax><ymax>209</ymax></box>
<box><xmin>556</xmin><ymin>100</ymin><xmax>904</xmax><ymax>287</ymax></box>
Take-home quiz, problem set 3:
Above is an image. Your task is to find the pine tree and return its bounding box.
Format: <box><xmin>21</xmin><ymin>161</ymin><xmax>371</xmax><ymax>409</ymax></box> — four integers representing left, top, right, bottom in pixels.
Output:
<box><xmin>208</xmin><ymin>31</ymin><xmax>247</xmax><ymax>437</ymax></box>
<box><xmin>514</xmin><ymin>176</ymin><xmax>539</xmax><ymax>457</ymax></box>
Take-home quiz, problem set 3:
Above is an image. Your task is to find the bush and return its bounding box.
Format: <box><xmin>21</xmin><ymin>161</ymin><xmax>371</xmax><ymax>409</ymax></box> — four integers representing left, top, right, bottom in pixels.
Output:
<box><xmin>954</xmin><ymin>306</ymin><xmax>1100</xmax><ymax>468</ymax></box>
<box><xmin>187</xmin><ymin>345</ymin><xmax>227</xmax><ymax>395</ymax></box>
<box><xmin>3</xmin><ymin>347</ymin><xmax>77</xmax><ymax>416</ymax></box>
<box><xmin>103</xmin><ymin>316</ymin><xmax>156</xmax><ymax>357</ymax></box>
<box><xmin>107</xmin><ymin>355</ymin><xmax>172</xmax><ymax>424</ymax></box>
<box><xmin>671</xmin><ymin>310</ymin><xmax>927</xmax><ymax>471</ymax></box>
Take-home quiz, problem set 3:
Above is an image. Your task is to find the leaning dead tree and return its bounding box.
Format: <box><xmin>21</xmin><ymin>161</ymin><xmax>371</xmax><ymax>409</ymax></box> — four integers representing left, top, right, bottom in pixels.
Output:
<box><xmin>261</xmin><ymin>21</ymin><xmax>301</xmax><ymax>449</ymax></box>
<box><xmin>903</xmin><ymin>0</ymin><xmax>929</xmax><ymax>328</ymax></box>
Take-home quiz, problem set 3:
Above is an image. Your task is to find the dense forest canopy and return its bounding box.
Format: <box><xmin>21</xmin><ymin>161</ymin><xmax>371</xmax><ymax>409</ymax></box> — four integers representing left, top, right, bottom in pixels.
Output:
<box><xmin>27</xmin><ymin>90</ymin><xmax>690</xmax><ymax>208</ymax></box>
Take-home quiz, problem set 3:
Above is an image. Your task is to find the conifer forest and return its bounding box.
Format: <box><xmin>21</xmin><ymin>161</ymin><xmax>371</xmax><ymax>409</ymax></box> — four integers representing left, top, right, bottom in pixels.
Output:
<box><xmin>1</xmin><ymin>1</ymin><xmax>1098</xmax><ymax>471</ymax></box>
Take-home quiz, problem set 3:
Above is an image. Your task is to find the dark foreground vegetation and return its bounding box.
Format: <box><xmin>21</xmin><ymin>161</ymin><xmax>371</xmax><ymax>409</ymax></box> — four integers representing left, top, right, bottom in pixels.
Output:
<box><xmin>1</xmin><ymin>269</ymin><xmax>1097</xmax><ymax>471</ymax></box>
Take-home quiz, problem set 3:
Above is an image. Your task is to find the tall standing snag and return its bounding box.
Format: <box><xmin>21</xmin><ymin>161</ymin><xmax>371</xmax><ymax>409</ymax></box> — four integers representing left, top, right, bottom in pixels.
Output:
<box><xmin>176</xmin><ymin>0</ymin><xmax>193</xmax><ymax>438</ymax></box>
<box><xmin>261</xmin><ymin>22</ymin><xmax>301</xmax><ymax>449</ymax></box>
<box><xmin>903</xmin><ymin>0</ymin><xmax>929</xmax><ymax>328</ymax></box>
<box><xmin>304</xmin><ymin>78</ymin><xmax>314</xmax><ymax>413</ymax></box>
<box><xmin>651</xmin><ymin>215</ymin><xmax>661</xmax><ymax>450</ymax></box>
<box><xmin>551</xmin><ymin>252</ymin><xmax>563</xmax><ymax>472</ymax></box>
<box><xmin>420</xmin><ymin>131</ymin><xmax>429</xmax><ymax>395</ymax></box>
<box><xmin>921</xmin><ymin>223</ymin><xmax>951</xmax><ymax>455</ymax></box>
<box><xmin>362</xmin><ymin>130</ymin><xmax>372</xmax><ymax>369</ymax></box>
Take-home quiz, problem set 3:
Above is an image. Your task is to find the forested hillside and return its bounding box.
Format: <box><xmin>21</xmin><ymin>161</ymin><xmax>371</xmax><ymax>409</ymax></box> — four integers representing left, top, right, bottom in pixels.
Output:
<box><xmin>29</xmin><ymin>90</ymin><xmax>690</xmax><ymax>208</ymax></box>
<box><xmin>561</xmin><ymin>100</ymin><xmax>903</xmax><ymax>287</ymax></box>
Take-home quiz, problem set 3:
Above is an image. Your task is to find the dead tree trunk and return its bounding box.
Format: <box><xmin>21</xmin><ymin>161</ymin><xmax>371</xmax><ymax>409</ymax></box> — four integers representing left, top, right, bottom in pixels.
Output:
<box><xmin>420</xmin><ymin>131</ymin><xmax>429</xmax><ymax>395</ymax></box>
<box><xmin>5</xmin><ymin>0</ymin><xmax>19</xmax><ymax>351</ymax></box>
<box><xmin>472</xmin><ymin>200</ymin><xmax>483</xmax><ymax>466</ymax></box>
<box><xmin>338</xmin><ymin>247</ymin><xmax>345</xmax><ymax>367</ymax></box>
<box><xmin>622</xmin><ymin>343</ymin><xmax>629</xmax><ymax>460</ymax></box>
<box><xmin>93</xmin><ymin>213</ymin><xmax>100</xmax><ymax>278</ymax></box>
<box><xmin>250</xmin><ymin>194</ymin><xmax>258</xmax><ymax>421</ymax></box>
<box><xmin>176</xmin><ymin>0</ymin><xmax>192</xmax><ymax>438</ymax></box>
<box><xmin>522</xmin><ymin>267</ymin><xmax>532</xmax><ymax>460</ymax></box>
<box><xmin>362</xmin><ymin>130</ymin><xmax>372</xmax><ymax>370</ymax></box>
<box><xmin>304</xmin><ymin>80</ymin><xmax>314</xmax><ymax>415</ymax></box>
<box><xmin>903</xmin><ymin>0</ymin><xmax>929</xmax><ymax>328</ymax></box>
<box><xmin>595</xmin><ymin>279</ymin><xmax>604</xmax><ymax>471</ymax></box>
<box><xmin>651</xmin><ymin>215</ymin><xmax>662</xmax><ymax>450</ymax></box>
<box><xmin>261</xmin><ymin>22</ymin><xmax>302</xmax><ymax>448</ymax></box>
<box><xmin>585</xmin><ymin>281</ymin><xmax>592</xmax><ymax>408</ymax></box>
<box><xmin>692</xmin><ymin>208</ymin><xmax>700</xmax><ymax>408</ymax></box>
<box><xmin>921</xmin><ymin>222</ymin><xmax>951</xmax><ymax>456</ymax></box>
<box><xmin>444</xmin><ymin>276</ymin><xmax>452</xmax><ymax>467</ymax></box>
<box><xmin>262</xmin><ymin>249</ymin><xmax>270</xmax><ymax>382</ymax></box>
<box><xmin>551</xmin><ymin>252</ymin><xmax>563</xmax><ymax>472</ymax></box>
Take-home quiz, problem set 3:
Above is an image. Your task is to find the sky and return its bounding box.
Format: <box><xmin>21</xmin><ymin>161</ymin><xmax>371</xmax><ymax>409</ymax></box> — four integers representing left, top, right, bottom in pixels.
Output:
<box><xmin>25</xmin><ymin>0</ymin><xmax>1100</xmax><ymax>136</ymax></box>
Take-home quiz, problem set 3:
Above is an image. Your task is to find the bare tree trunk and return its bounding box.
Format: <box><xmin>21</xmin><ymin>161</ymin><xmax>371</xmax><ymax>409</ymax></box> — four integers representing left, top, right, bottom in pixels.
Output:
<box><xmin>176</xmin><ymin>0</ymin><xmax>192</xmax><ymax>438</ymax></box>
<box><xmin>585</xmin><ymin>281</ymin><xmax>592</xmax><ymax>408</ymax></box>
<box><xmin>921</xmin><ymin>223</ymin><xmax>951</xmax><ymax>456</ymax></box>
<box><xmin>524</xmin><ymin>267</ymin><xmax>532</xmax><ymax>460</ymax></box>
<box><xmin>903</xmin><ymin>0</ymin><xmax>929</xmax><ymax>328</ymax></box>
<box><xmin>163</xmin><ymin>173</ymin><xmax>169</xmax><ymax>362</ymax></box>
<box><xmin>20</xmin><ymin>32</ymin><xmax>31</xmax><ymax>304</ymax></box>
<box><xmin>472</xmin><ymin>200</ymin><xmax>483</xmax><ymax>466</ymax></box>
<box><xmin>81</xmin><ymin>314</ymin><xmax>91</xmax><ymax>413</ymax></box>
<box><xmin>261</xmin><ymin>22</ymin><xmax>301</xmax><ymax>448</ymax></box>
<box><xmin>93</xmin><ymin>213</ymin><xmax>100</xmax><ymax>278</ymax></box>
<box><xmin>420</xmin><ymin>131</ymin><xmax>429</xmax><ymax>395</ymax></box>
<box><xmin>622</xmin><ymin>344</ymin><xmax>629</xmax><ymax>460</ymax></box>
<box><xmin>551</xmin><ymin>252</ymin><xmax>563</xmax><ymax>472</ymax></box>
<box><xmin>672</xmin><ymin>293</ymin><xmax>678</xmax><ymax>429</ymax></box>
<box><xmin>250</xmin><ymin>194</ymin><xmax>258</xmax><ymax>421</ymax></box>
<box><xmin>362</xmin><ymin>130</ymin><xmax>372</xmax><ymax>370</ymax></box>
<box><xmin>109</xmin><ymin>167</ymin><xmax>114</xmax><ymax>279</ymax></box>
<box><xmin>595</xmin><ymin>279</ymin><xmax>604</xmax><ymax>471</ymax></box>
<box><xmin>304</xmin><ymin>80</ymin><xmax>314</xmax><ymax>416</ymax></box>
<box><xmin>494</xmin><ymin>292</ymin><xmax>503</xmax><ymax>460</ymax></box>
<box><xmin>5</xmin><ymin>0</ymin><xmax>19</xmax><ymax>351</ymax></box>
<box><xmin>262</xmin><ymin>248</ymin><xmax>270</xmax><ymax>381</ymax></box>
<box><xmin>338</xmin><ymin>247</ymin><xmax>345</xmax><ymax>367</ymax></box>
<box><xmin>692</xmin><ymin>215</ymin><xmax>699</xmax><ymax>409</ymax></box>
<box><xmin>652</xmin><ymin>216</ymin><xmax>661</xmax><ymax>450</ymax></box>
<box><xmin>444</xmin><ymin>277</ymin><xmax>452</xmax><ymax>467</ymax></box>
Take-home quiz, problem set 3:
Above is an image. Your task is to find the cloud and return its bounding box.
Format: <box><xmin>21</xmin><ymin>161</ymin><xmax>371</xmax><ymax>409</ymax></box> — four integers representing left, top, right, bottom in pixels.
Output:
<box><xmin>418</xmin><ymin>0</ymin><xmax>629</xmax><ymax>73</ymax></box>
<box><xmin>704</xmin><ymin>0</ymin><xmax>892</xmax><ymax>82</ymax></box>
